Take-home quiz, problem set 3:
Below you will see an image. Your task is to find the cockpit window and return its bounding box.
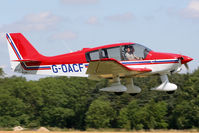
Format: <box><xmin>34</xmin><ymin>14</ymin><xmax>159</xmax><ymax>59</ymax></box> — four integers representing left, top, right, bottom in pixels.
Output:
<box><xmin>121</xmin><ymin>43</ymin><xmax>151</xmax><ymax>61</ymax></box>
<box><xmin>106</xmin><ymin>46</ymin><xmax>121</xmax><ymax>60</ymax></box>
<box><xmin>86</xmin><ymin>50</ymin><xmax>99</xmax><ymax>61</ymax></box>
<box><xmin>86</xmin><ymin>43</ymin><xmax>151</xmax><ymax>62</ymax></box>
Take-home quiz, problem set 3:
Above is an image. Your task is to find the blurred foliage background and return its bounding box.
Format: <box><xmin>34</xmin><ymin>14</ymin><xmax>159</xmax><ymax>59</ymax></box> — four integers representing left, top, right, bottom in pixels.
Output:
<box><xmin>0</xmin><ymin>68</ymin><xmax>198</xmax><ymax>130</ymax></box>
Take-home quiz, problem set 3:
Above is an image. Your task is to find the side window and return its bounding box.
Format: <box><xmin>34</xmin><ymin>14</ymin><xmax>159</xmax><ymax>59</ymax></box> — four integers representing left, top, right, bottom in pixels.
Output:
<box><xmin>133</xmin><ymin>44</ymin><xmax>151</xmax><ymax>59</ymax></box>
<box><xmin>121</xmin><ymin>46</ymin><xmax>128</xmax><ymax>60</ymax></box>
<box><xmin>133</xmin><ymin>44</ymin><xmax>145</xmax><ymax>59</ymax></box>
<box><xmin>100</xmin><ymin>49</ymin><xmax>108</xmax><ymax>58</ymax></box>
<box><xmin>86</xmin><ymin>50</ymin><xmax>99</xmax><ymax>62</ymax></box>
<box><xmin>90</xmin><ymin>50</ymin><xmax>99</xmax><ymax>60</ymax></box>
<box><xmin>106</xmin><ymin>47</ymin><xmax>121</xmax><ymax>61</ymax></box>
<box><xmin>144</xmin><ymin>48</ymin><xmax>150</xmax><ymax>58</ymax></box>
<box><xmin>121</xmin><ymin>45</ymin><xmax>137</xmax><ymax>61</ymax></box>
<box><xmin>121</xmin><ymin>44</ymin><xmax>150</xmax><ymax>61</ymax></box>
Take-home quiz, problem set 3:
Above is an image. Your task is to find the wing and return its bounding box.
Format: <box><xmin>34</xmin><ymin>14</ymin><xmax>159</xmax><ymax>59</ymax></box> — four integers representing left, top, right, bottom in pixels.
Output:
<box><xmin>86</xmin><ymin>58</ymin><xmax>151</xmax><ymax>79</ymax></box>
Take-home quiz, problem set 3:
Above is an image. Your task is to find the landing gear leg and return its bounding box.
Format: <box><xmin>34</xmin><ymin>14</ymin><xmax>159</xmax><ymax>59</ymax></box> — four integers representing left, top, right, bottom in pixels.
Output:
<box><xmin>100</xmin><ymin>76</ymin><xmax>127</xmax><ymax>93</ymax></box>
<box><xmin>125</xmin><ymin>78</ymin><xmax>141</xmax><ymax>96</ymax></box>
<box><xmin>151</xmin><ymin>75</ymin><xmax>177</xmax><ymax>92</ymax></box>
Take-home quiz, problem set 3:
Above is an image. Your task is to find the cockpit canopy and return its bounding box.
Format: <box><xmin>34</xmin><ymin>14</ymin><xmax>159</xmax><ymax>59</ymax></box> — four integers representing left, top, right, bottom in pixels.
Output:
<box><xmin>86</xmin><ymin>43</ymin><xmax>151</xmax><ymax>62</ymax></box>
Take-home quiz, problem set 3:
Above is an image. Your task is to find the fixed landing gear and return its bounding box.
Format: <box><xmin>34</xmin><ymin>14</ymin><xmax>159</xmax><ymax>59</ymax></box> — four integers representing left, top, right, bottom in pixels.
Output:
<box><xmin>100</xmin><ymin>76</ymin><xmax>127</xmax><ymax>93</ymax></box>
<box><xmin>100</xmin><ymin>76</ymin><xmax>142</xmax><ymax>96</ymax></box>
<box><xmin>151</xmin><ymin>75</ymin><xmax>177</xmax><ymax>92</ymax></box>
<box><xmin>100</xmin><ymin>74</ymin><xmax>177</xmax><ymax>95</ymax></box>
<box><xmin>114</xmin><ymin>78</ymin><xmax>141</xmax><ymax>96</ymax></box>
<box><xmin>125</xmin><ymin>78</ymin><xmax>141</xmax><ymax>94</ymax></box>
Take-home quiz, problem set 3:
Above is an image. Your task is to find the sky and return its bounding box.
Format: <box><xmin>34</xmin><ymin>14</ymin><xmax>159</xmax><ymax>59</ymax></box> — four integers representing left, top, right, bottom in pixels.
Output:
<box><xmin>0</xmin><ymin>0</ymin><xmax>199</xmax><ymax>79</ymax></box>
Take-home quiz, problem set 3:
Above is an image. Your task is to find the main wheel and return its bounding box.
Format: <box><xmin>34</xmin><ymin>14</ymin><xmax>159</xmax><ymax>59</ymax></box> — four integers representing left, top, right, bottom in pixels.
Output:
<box><xmin>114</xmin><ymin>92</ymin><xmax>124</xmax><ymax>96</ymax></box>
<box><xmin>129</xmin><ymin>93</ymin><xmax>138</xmax><ymax>96</ymax></box>
<box><xmin>167</xmin><ymin>91</ymin><xmax>175</xmax><ymax>94</ymax></box>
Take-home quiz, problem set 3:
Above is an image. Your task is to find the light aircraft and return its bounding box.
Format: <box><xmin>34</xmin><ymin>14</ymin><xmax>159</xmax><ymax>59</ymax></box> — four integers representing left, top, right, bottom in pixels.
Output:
<box><xmin>6</xmin><ymin>33</ymin><xmax>193</xmax><ymax>95</ymax></box>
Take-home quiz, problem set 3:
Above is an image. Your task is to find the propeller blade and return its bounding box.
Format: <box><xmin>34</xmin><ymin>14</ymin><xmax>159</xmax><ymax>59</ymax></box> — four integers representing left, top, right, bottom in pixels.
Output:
<box><xmin>184</xmin><ymin>63</ymin><xmax>190</xmax><ymax>74</ymax></box>
<box><xmin>184</xmin><ymin>63</ymin><xmax>189</xmax><ymax>70</ymax></box>
<box><xmin>178</xmin><ymin>57</ymin><xmax>182</xmax><ymax>65</ymax></box>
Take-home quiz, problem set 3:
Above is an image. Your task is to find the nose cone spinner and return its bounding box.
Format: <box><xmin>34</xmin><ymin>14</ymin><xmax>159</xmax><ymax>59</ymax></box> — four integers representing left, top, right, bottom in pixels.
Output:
<box><xmin>178</xmin><ymin>55</ymin><xmax>193</xmax><ymax>71</ymax></box>
<box><xmin>180</xmin><ymin>55</ymin><xmax>193</xmax><ymax>64</ymax></box>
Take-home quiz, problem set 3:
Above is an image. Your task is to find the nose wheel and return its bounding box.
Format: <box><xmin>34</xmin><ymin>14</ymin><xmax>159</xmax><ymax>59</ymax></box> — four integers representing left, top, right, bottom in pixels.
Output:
<box><xmin>167</xmin><ymin>91</ymin><xmax>175</xmax><ymax>94</ymax></box>
<box><xmin>151</xmin><ymin>75</ymin><xmax>177</xmax><ymax>92</ymax></box>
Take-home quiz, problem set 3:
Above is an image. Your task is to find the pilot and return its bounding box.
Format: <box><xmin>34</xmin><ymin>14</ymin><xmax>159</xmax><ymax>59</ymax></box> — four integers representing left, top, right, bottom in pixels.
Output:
<box><xmin>125</xmin><ymin>46</ymin><xmax>140</xmax><ymax>60</ymax></box>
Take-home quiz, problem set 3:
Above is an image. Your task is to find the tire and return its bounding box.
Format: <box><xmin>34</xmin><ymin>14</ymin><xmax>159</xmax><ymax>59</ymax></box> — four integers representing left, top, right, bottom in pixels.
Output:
<box><xmin>129</xmin><ymin>93</ymin><xmax>138</xmax><ymax>96</ymax></box>
<box><xmin>114</xmin><ymin>92</ymin><xmax>124</xmax><ymax>95</ymax></box>
<box><xmin>167</xmin><ymin>91</ymin><xmax>175</xmax><ymax>94</ymax></box>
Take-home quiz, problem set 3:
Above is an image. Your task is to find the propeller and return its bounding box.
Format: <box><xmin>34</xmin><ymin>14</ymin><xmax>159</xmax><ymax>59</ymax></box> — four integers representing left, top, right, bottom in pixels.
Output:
<box><xmin>178</xmin><ymin>56</ymin><xmax>191</xmax><ymax>73</ymax></box>
<box><xmin>184</xmin><ymin>63</ymin><xmax>189</xmax><ymax>70</ymax></box>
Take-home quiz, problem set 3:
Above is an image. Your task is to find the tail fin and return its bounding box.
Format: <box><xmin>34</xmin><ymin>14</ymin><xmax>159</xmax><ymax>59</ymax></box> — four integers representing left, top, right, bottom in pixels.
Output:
<box><xmin>6</xmin><ymin>33</ymin><xmax>44</xmax><ymax>71</ymax></box>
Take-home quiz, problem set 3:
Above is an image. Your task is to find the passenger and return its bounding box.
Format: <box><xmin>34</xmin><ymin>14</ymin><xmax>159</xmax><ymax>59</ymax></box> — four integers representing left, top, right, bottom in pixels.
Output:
<box><xmin>125</xmin><ymin>46</ymin><xmax>140</xmax><ymax>60</ymax></box>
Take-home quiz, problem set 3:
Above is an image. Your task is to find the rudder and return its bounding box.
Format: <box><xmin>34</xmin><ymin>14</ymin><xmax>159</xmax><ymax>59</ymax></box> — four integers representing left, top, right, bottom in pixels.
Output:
<box><xmin>6</xmin><ymin>33</ymin><xmax>43</xmax><ymax>71</ymax></box>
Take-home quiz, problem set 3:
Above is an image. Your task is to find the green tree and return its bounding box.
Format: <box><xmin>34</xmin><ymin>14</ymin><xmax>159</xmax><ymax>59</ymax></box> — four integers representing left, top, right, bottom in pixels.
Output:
<box><xmin>117</xmin><ymin>100</ymin><xmax>168</xmax><ymax>130</ymax></box>
<box><xmin>0</xmin><ymin>92</ymin><xmax>26</xmax><ymax>127</ymax></box>
<box><xmin>37</xmin><ymin>77</ymin><xmax>98</xmax><ymax>128</ymax></box>
<box><xmin>126</xmin><ymin>100</ymin><xmax>145</xmax><ymax>130</ymax></box>
<box><xmin>85</xmin><ymin>97</ymin><xmax>115</xmax><ymax>129</ymax></box>
<box><xmin>143</xmin><ymin>100</ymin><xmax>168</xmax><ymax>129</ymax></box>
<box><xmin>0</xmin><ymin>68</ymin><xmax>3</xmax><ymax>76</ymax></box>
<box><xmin>169</xmin><ymin>71</ymin><xmax>199</xmax><ymax>129</ymax></box>
<box><xmin>41</xmin><ymin>107</ymin><xmax>75</xmax><ymax>128</ymax></box>
<box><xmin>0</xmin><ymin>66</ymin><xmax>199</xmax><ymax>130</ymax></box>
<box><xmin>117</xmin><ymin>106</ymin><xmax>131</xmax><ymax>129</ymax></box>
